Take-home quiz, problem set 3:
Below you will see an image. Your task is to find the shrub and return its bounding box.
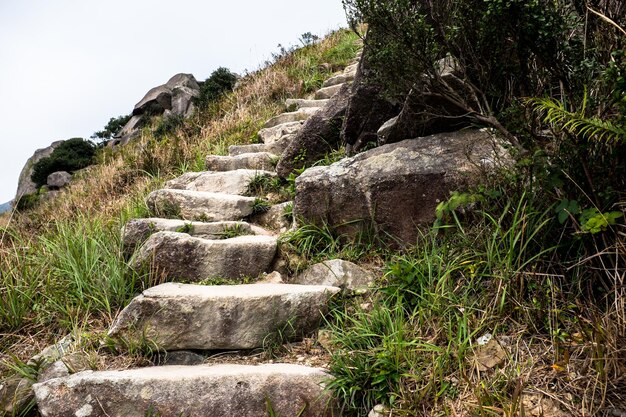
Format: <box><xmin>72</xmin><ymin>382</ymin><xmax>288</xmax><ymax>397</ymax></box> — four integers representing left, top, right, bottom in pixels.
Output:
<box><xmin>91</xmin><ymin>114</ymin><xmax>132</xmax><ymax>143</ymax></box>
<box><xmin>194</xmin><ymin>67</ymin><xmax>238</xmax><ymax>109</ymax></box>
<box><xmin>31</xmin><ymin>138</ymin><xmax>96</xmax><ymax>187</ymax></box>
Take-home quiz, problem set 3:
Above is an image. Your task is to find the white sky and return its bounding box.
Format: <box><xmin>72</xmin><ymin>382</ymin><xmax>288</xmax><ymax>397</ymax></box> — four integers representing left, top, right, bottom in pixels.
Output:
<box><xmin>0</xmin><ymin>0</ymin><xmax>347</xmax><ymax>203</ymax></box>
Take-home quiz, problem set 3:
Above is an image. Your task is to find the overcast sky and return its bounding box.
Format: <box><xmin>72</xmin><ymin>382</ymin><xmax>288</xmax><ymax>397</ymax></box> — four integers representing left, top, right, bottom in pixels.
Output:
<box><xmin>0</xmin><ymin>0</ymin><xmax>347</xmax><ymax>203</ymax></box>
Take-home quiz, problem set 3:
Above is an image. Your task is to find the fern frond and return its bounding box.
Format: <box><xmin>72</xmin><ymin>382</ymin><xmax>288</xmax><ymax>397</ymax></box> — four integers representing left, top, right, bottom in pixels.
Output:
<box><xmin>527</xmin><ymin>97</ymin><xmax>626</xmax><ymax>144</ymax></box>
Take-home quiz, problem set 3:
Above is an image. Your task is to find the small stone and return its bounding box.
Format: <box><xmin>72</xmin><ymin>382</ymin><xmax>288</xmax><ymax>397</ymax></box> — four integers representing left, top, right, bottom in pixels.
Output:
<box><xmin>473</xmin><ymin>339</ymin><xmax>507</xmax><ymax>371</ymax></box>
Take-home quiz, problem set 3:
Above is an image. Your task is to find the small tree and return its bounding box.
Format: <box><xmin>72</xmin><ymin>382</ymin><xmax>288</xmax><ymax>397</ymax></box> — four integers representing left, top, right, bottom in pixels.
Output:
<box><xmin>194</xmin><ymin>67</ymin><xmax>238</xmax><ymax>109</ymax></box>
<box><xmin>91</xmin><ymin>114</ymin><xmax>132</xmax><ymax>143</ymax></box>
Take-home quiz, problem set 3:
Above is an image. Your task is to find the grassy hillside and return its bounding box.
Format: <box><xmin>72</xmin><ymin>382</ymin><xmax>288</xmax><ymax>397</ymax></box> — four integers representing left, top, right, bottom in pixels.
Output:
<box><xmin>0</xmin><ymin>29</ymin><xmax>361</xmax><ymax>375</ymax></box>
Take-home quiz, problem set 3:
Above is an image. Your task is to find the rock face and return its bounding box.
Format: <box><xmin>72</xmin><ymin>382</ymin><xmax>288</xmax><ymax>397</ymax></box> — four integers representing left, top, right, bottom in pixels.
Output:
<box><xmin>146</xmin><ymin>189</ymin><xmax>256</xmax><ymax>221</ymax></box>
<box><xmin>33</xmin><ymin>364</ymin><xmax>335</xmax><ymax>417</ymax></box>
<box><xmin>46</xmin><ymin>171</ymin><xmax>72</xmax><ymax>189</ymax></box>
<box><xmin>293</xmin><ymin>259</ymin><xmax>376</xmax><ymax>291</ymax></box>
<box><xmin>294</xmin><ymin>129</ymin><xmax>513</xmax><ymax>245</ymax></box>
<box><xmin>341</xmin><ymin>52</ymin><xmax>400</xmax><ymax>154</ymax></box>
<box><xmin>15</xmin><ymin>140</ymin><xmax>64</xmax><ymax>200</ymax></box>
<box><xmin>132</xmin><ymin>232</ymin><xmax>277</xmax><ymax>282</ymax></box>
<box><xmin>108</xmin><ymin>282</ymin><xmax>340</xmax><ymax>350</ymax></box>
<box><xmin>276</xmin><ymin>84</ymin><xmax>352</xmax><ymax>178</ymax></box>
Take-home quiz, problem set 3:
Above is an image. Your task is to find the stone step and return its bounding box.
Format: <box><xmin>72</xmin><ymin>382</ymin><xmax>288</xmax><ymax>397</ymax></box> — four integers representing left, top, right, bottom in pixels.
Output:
<box><xmin>228</xmin><ymin>134</ymin><xmax>294</xmax><ymax>157</ymax></box>
<box><xmin>285</xmin><ymin>98</ymin><xmax>329</xmax><ymax>109</ymax></box>
<box><xmin>322</xmin><ymin>73</ymin><xmax>354</xmax><ymax>88</ymax></box>
<box><xmin>132</xmin><ymin>232</ymin><xmax>278</xmax><ymax>282</ymax></box>
<box><xmin>33</xmin><ymin>364</ymin><xmax>335</xmax><ymax>417</ymax></box>
<box><xmin>315</xmin><ymin>83</ymin><xmax>345</xmax><ymax>100</ymax></box>
<box><xmin>109</xmin><ymin>282</ymin><xmax>339</xmax><ymax>350</ymax></box>
<box><xmin>258</xmin><ymin>121</ymin><xmax>304</xmax><ymax>144</ymax></box>
<box><xmin>262</xmin><ymin>107</ymin><xmax>319</xmax><ymax>129</ymax></box>
<box><xmin>146</xmin><ymin>189</ymin><xmax>256</xmax><ymax>221</ymax></box>
<box><xmin>343</xmin><ymin>62</ymin><xmax>358</xmax><ymax>75</ymax></box>
<box><xmin>165</xmin><ymin>169</ymin><xmax>276</xmax><ymax>195</ymax></box>
<box><xmin>122</xmin><ymin>218</ymin><xmax>269</xmax><ymax>255</ymax></box>
<box><xmin>205</xmin><ymin>152</ymin><xmax>277</xmax><ymax>172</ymax></box>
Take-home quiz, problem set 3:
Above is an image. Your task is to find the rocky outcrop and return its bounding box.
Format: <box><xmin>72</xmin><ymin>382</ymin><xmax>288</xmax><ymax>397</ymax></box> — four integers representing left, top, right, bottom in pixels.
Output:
<box><xmin>33</xmin><ymin>364</ymin><xmax>335</xmax><ymax>417</ymax></box>
<box><xmin>341</xmin><ymin>50</ymin><xmax>399</xmax><ymax>154</ymax></box>
<box><xmin>108</xmin><ymin>282</ymin><xmax>339</xmax><ymax>350</ymax></box>
<box><xmin>293</xmin><ymin>259</ymin><xmax>376</xmax><ymax>291</ymax></box>
<box><xmin>276</xmin><ymin>84</ymin><xmax>352</xmax><ymax>178</ymax></box>
<box><xmin>114</xmin><ymin>73</ymin><xmax>200</xmax><ymax>145</ymax></box>
<box><xmin>294</xmin><ymin>129</ymin><xmax>513</xmax><ymax>245</ymax></box>
<box><xmin>132</xmin><ymin>232</ymin><xmax>277</xmax><ymax>282</ymax></box>
<box><xmin>15</xmin><ymin>140</ymin><xmax>64</xmax><ymax>200</ymax></box>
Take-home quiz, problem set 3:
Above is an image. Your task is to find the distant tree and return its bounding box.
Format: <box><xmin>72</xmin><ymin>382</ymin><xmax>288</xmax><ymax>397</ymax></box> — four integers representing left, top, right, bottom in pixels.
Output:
<box><xmin>31</xmin><ymin>138</ymin><xmax>96</xmax><ymax>187</ymax></box>
<box><xmin>91</xmin><ymin>114</ymin><xmax>132</xmax><ymax>142</ymax></box>
<box><xmin>300</xmin><ymin>32</ymin><xmax>320</xmax><ymax>46</ymax></box>
<box><xmin>194</xmin><ymin>67</ymin><xmax>238</xmax><ymax>109</ymax></box>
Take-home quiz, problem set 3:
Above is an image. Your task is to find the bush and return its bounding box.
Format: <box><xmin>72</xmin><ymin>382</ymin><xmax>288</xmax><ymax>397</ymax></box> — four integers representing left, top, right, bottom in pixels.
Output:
<box><xmin>194</xmin><ymin>67</ymin><xmax>238</xmax><ymax>109</ymax></box>
<box><xmin>31</xmin><ymin>138</ymin><xmax>96</xmax><ymax>187</ymax></box>
<box><xmin>91</xmin><ymin>114</ymin><xmax>132</xmax><ymax>143</ymax></box>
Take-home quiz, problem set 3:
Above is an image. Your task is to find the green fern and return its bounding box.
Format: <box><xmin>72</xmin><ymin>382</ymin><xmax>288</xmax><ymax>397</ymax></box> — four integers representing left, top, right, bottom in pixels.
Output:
<box><xmin>528</xmin><ymin>94</ymin><xmax>625</xmax><ymax>143</ymax></box>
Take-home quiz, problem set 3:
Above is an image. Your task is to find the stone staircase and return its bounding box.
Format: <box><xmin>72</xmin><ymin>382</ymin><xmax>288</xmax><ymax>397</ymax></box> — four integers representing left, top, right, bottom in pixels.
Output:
<box><xmin>31</xmin><ymin>59</ymin><xmax>359</xmax><ymax>417</ymax></box>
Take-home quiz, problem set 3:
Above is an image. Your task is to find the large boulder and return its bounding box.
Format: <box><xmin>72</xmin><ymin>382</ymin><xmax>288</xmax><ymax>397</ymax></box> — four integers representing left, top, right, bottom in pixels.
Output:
<box><xmin>15</xmin><ymin>140</ymin><xmax>64</xmax><ymax>201</ymax></box>
<box><xmin>294</xmin><ymin>129</ymin><xmax>513</xmax><ymax>245</ymax></box>
<box><xmin>276</xmin><ymin>84</ymin><xmax>352</xmax><ymax>178</ymax></box>
<box><xmin>108</xmin><ymin>282</ymin><xmax>340</xmax><ymax>350</ymax></box>
<box><xmin>46</xmin><ymin>171</ymin><xmax>72</xmax><ymax>189</ymax></box>
<box><xmin>132</xmin><ymin>85</ymin><xmax>172</xmax><ymax>116</ymax></box>
<box><xmin>33</xmin><ymin>364</ymin><xmax>336</xmax><ymax>417</ymax></box>
<box><xmin>132</xmin><ymin>232</ymin><xmax>278</xmax><ymax>282</ymax></box>
<box><xmin>341</xmin><ymin>51</ymin><xmax>400</xmax><ymax>154</ymax></box>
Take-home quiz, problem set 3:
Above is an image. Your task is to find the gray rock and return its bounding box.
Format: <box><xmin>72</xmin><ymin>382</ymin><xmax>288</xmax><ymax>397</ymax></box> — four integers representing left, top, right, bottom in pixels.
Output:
<box><xmin>258</xmin><ymin>121</ymin><xmax>304</xmax><ymax>144</ymax></box>
<box><xmin>228</xmin><ymin>134</ymin><xmax>294</xmax><ymax>156</ymax></box>
<box><xmin>133</xmin><ymin>85</ymin><xmax>172</xmax><ymax>116</ymax></box>
<box><xmin>171</xmin><ymin>86</ymin><xmax>198</xmax><ymax>117</ymax></box>
<box><xmin>146</xmin><ymin>189</ymin><xmax>256</xmax><ymax>221</ymax></box>
<box><xmin>37</xmin><ymin>360</ymin><xmax>71</xmax><ymax>383</ymax></box>
<box><xmin>132</xmin><ymin>232</ymin><xmax>278</xmax><ymax>282</ymax></box>
<box><xmin>293</xmin><ymin>259</ymin><xmax>375</xmax><ymax>291</ymax></box>
<box><xmin>165</xmin><ymin>73</ymin><xmax>200</xmax><ymax>90</ymax></box>
<box><xmin>46</xmin><ymin>171</ymin><xmax>72</xmax><ymax>189</ymax></box>
<box><xmin>368</xmin><ymin>404</ymin><xmax>388</xmax><ymax>417</ymax></box>
<box><xmin>165</xmin><ymin>169</ymin><xmax>276</xmax><ymax>195</ymax></box>
<box><xmin>263</xmin><ymin>108</ymin><xmax>319</xmax><ymax>129</ymax></box>
<box><xmin>205</xmin><ymin>152</ymin><xmax>277</xmax><ymax>172</ymax></box>
<box><xmin>285</xmin><ymin>98</ymin><xmax>329</xmax><ymax>109</ymax></box>
<box><xmin>294</xmin><ymin>129</ymin><xmax>513</xmax><ymax>245</ymax></box>
<box><xmin>276</xmin><ymin>83</ymin><xmax>351</xmax><ymax>178</ymax></box>
<box><xmin>315</xmin><ymin>83</ymin><xmax>344</xmax><ymax>100</ymax></box>
<box><xmin>252</xmin><ymin>202</ymin><xmax>293</xmax><ymax>232</ymax></box>
<box><xmin>33</xmin><ymin>364</ymin><xmax>336</xmax><ymax>417</ymax></box>
<box><xmin>108</xmin><ymin>283</ymin><xmax>339</xmax><ymax>350</ymax></box>
<box><xmin>15</xmin><ymin>140</ymin><xmax>64</xmax><ymax>201</ymax></box>
<box><xmin>341</xmin><ymin>49</ymin><xmax>400</xmax><ymax>154</ymax></box>
<box><xmin>0</xmin><ymin>377</ymin><xmax>33</xmax><ymax>415</ymax></box>
<box><xmin>115</xmin><ymin>115</ymin><xmax>146</xmax><ymax>144</ymax></box>
<box><xmin>122</xmin><ymin>218</ymin><xmax>268</xmax><ymax>256</ymax></box>
<box><xmin>322</xmin><ymin>73</ymin><xmax>355</xmax><ymax>88</ymax></box>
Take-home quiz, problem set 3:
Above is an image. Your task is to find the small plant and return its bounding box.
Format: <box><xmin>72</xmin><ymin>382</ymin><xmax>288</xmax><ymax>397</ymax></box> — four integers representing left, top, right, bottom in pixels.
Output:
<box><xmin>262</xmin><ymin>316</ymin><xmax>299</xmax><ymax>359</ymax></box>
<box><xmin>218</xmin><ymin>223</ymin><xmax>247</xmax><ymax>239</ymax></box>
<box><xmin>153</xmin><ymin>114</ymin><xmax>184</xmax><ymax>139</ymax></box>
<box><xmin>283</xmin><ymin>202</ymin><xmax>294</xmax><ymax>223</ymax></box>
<box><xmin>246</xmin><ymin>173</ymin><xmax>273</xmax><ymax>195</ymax></box>
<box><xmin>91</xmin><ymin>114</ymin><xmax>132</xmax><ymax>143</ymax></box>
<box><xmin>152</xmin><ymin>200</ymin><xmax>181</xmax><ymax>219</ymax></box>
<box><xmin>175</xmin><ymin>223</ymin><xmax>194</xmax><ymax>234</ymax></box>
<box><xmin>252</xmin><ymin>198</ymin><xmax>271</xmax><ymax>215</ymax></box>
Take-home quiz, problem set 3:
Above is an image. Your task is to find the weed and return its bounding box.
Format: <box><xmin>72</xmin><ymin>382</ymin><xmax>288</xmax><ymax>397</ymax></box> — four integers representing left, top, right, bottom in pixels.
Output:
<box><xmin>218</xmin><ymin>224</ymin><xmax>247</xmax><ymax>239</ymax></box>
<box><xmin>252</xmin><ymin>198</ymin><xmax>271</xmax><ymax>215</ymax></box>
<box><xmin>175</xmin><ymin>222</ymin><xmax>194</xmax><ymax>234</ymax></box>
<box><xmin>262</xmin><ymin>316</ymin><xmax>299</xmax><ymax>359</ymax></box>
<box><xmin>283</xmin><ymin>202</ymin><xmax>294</xmax><ymax>223</ymax></box>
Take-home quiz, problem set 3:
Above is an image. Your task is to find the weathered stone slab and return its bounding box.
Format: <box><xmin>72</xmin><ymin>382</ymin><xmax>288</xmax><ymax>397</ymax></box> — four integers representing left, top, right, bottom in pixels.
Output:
<box><xmin>165</xmin><ymin>169</ymin><xmax>276</xmax><ymax>195</ymax></box>
<box><xmin>205</xmin><ymin>152</ymin><xmax>276</xmax><ymax>172</ymax></box>
<box><xmin>263</xmin><ymin>108</ymin><xmax>319</xmax><ymax>129</ymax></box>
<box><xmin>286</xmin><ymin>98</ymin><xmax>329</xmax><ymax>109</ymax></box>
<box><xmin>258</xmin><ymin>121</ymin><xmax>303</xmax><ymax>144</ymax></box>
<box><xmin>295</xmin><ymin>129</ymin><xmax>513</xmax><ymax>245</ymax></box>
<box><xmin>122</xmin><ymin>218</ymin><xmax>268</xmax><ymax>255</ymax></box>
<box><xmin>146</xmin><ymin>189</ymin><xmax>255</xmax><ymax>221</ymax></box>
<box><xmin>132</xmin><ymin>232</ymin><xmax>277</xmax><ymax>282</ymax></box>
<box><xmin>46</xmin><ymin>171</ymin><xmax>72</xmax><ymax>189</ymax></box>
<box><xmin>33</xmin><ymin>364</ymin><xmax>336</xmax><ymax>417</ymax></box>
<box><xmin>228</xmin><ymin>134</ymin><xmax>294</xmax><ymax>156</ymax></box>
<box><xmin>315</xmin><ymin>83</ymin><xmax>344</xmax><ymax>100</ymax></box>
<box><xmin>252</xmin><ymin>202</ymin><xmax>293</xmax><ymax>233</ymax></box>
<box><xmin>322</xmin><ymin>73</ymin><xmax>354</xmax><ymax>88</ymax></box>
<box><xmin>109</xmin><ymin>282</ymin><xmax>339</xmax><ymax>350</ymax></box>
<box><xmin>293</xmin><ymin>259</ymin><xmax>375</xmax><ymax>291</ymax></box>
